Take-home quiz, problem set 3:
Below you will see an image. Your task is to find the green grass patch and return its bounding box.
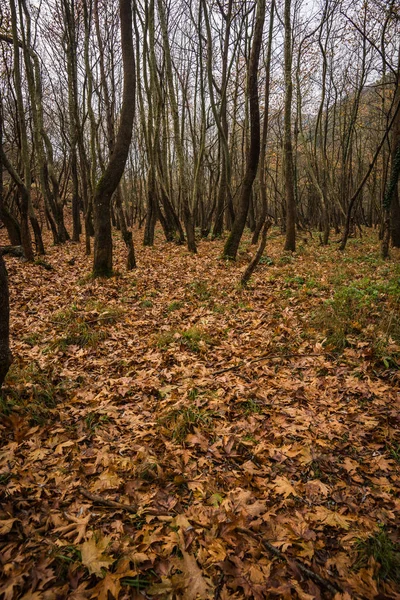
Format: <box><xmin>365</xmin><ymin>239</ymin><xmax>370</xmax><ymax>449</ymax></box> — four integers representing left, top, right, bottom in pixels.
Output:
<box><xmin>85</xmin><ymin>411</ymin><xmax>111</xmax><ymax>432</ymax></box>
<box><xmin>1</xmin><ymin>361</ymin><xmax>61</xmax><ymax>423</ymax></box>
<box><xmin>188</xmin><ymin>280</ymin><xmax>211</xmax><ymax>301</ymax></box>
<box><xmin>51</xmin><ymin>301</ymin><xmax>123</xmax><ymax>350</ymax></box>
<box><xmin>167</xmin><ymin>301</ymin><xmax>183</xmax><ymax>312</ymax></box>
<box><xmin>156</xmin><ymin>327</ymin><xmax>213</xmax><ymax>352</ymax></box>
<box><xmin>158</xmin><ymin>405</ymin><xmax>215</xmax><ymax>443</ymax></box>
<box><xmin>238</xmin><ymin>398</ymin><xmax>263</xmax><ymax>415</ymax></box>
<box><xmin>52</xmin><ymin>323</ymin><xmax>108</xmax><ymax>350</ymax></box>
<box><xmin>140</xmin><ymin>299</ymin><xmax>153</xmax><ymax>308</ymax></box>
<box><xmin>313</xmin><ymin>272</ymin><xmax>400</xmax><ymax>356</ymax></box>
<box><xmin>355</xmin><ymin>529</ymin><xmax>400</xmax><ymax>583</ymax></box>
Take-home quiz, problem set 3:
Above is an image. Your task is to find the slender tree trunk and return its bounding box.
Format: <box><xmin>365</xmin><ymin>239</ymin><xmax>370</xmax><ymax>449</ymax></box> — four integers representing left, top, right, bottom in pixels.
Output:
<box><xmin>252</xmin><ymin>0</ymin><xmax>274</xmax><ymax>244</ymax></box>
<box><xmin>0</xmin><ymin>119</ymin><xmax>12</xmax><ymax>387</ymax></box>
<box><xmin>382</xmin><ymin>72</ymin><xmax>400</xmax><ymax>257</ymax></box>
<box><xmin>157</xmin><ymin>0</ymin><xmax>196</xmax><ymax>253</ymax></box>
<box><xmin>283</xmin><ymin>0</ymin><xmax>296</xmax><ymax>251</ymax></box>
<box><xmin>9</xmin><ymin>0</ymin><xmax>34</xmax><ymax>261</ymax></box>
<box><xmin>93</xmin><ymin>0</ymin><xmax>136</xmax><ymax>276</ymax></box>
<box><xmin>223</xmin><ymin>0</ymin><xmax>266</xmax><ymax>259</ymax></box>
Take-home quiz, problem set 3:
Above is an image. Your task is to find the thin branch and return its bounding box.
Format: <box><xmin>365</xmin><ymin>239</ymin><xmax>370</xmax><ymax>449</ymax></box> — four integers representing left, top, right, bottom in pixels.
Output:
<box><xmin>213</xmin><ymin>352</ymin><xmax>333</xmax><ymax>375</ymax></box>
<box><xmin>78</xmin><ymin>487</ymin><xmax>173</xmax><ymax>517</ymax></box>
<box><xmin>236</xmin><ymin>526</ymin><xmax>342</xmax><ymax>595</ymax></box>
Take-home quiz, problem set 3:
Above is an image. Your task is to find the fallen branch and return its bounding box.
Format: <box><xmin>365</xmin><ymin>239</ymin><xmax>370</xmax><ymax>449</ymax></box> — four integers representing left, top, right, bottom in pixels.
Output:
<box><xmin>236</xmin><ymin>526</ymin><xmax>342</xmax><ymax>596</ymax></box>
<box><xmin>0</xmin><ymin>245</ymin><xmax>24</xmax><ymax>258</ymax></box>
<box><xmin>213</xmin><ymin>352</ymin><xmax>332</xmax><ymax>375</ymax></box>
<box><xmin>78</xmin><ymin>487</ymin><xmax>173</xmax><ymax>517</ymax></box>
<box><xmin>79</xmin><ymin>487</ymin><xmax>138</xmax><ymax>513</ymax></box>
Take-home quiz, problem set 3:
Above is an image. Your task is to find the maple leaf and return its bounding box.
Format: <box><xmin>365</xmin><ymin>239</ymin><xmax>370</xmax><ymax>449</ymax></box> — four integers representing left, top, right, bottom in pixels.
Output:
<box><xmin>0</xmin><ymin>518</ymin><xmax>18</xmax><ymax>535</ymax></box>
<box><xmin>174</xmin><ymin>551</ymin><xmax>213</xmax><ymax>600</ymax></box>
<box><xmin>272</xmin><ymin>476</ymin><xmax>297</xmax><ymax>498</ymax></box>
<box><xmin>90</xmin><ymin>571</ymin><xmax>122</xmax><ymax>600</ymax></box>
<box><xmin>80</xmin><ymin>535</ymin><xmax>114</xmax><ymax>576</ymax></box>
<box><xmin>309</xmin><ymin>506</ymin><xmax>353</xmax><ymax>530</ymax></box>
<box><xmin>53</xmin><ymin>513</ymin><xmax>91</xmax><ymax>544</ymax></box>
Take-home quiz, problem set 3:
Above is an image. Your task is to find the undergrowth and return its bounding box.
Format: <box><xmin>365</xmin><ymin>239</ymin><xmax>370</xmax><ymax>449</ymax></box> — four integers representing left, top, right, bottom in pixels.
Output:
<box><xmin>156</xmin><ymin>327</ymin><xmax>213</xmax><ymax>352</ymax></box>
<box><xmin>157</xmin><ymin>405</ymin><xmax>215</xmax><ymax>442</ymax></box>
<box><xmin>355</xmin><ymin>529</ymin><xmax>400</xmax><ymax>583</ymax></box>
<box><xmin>0</xmin><ymin>361</ymin><xmax>62</xmax><ymax>423</ymax></box>
<box><xmin>313</xmin><ymin>271</ymin><xmax>400</xmax><ymax>362</ymax></box>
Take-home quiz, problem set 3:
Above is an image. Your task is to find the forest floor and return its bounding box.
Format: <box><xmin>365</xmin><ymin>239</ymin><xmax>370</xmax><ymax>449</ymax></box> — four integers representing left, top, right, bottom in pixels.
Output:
<box><xmin>1</xmin><ymin>226</ymin><xmax>400</xmax><ymax>600</ymax></box>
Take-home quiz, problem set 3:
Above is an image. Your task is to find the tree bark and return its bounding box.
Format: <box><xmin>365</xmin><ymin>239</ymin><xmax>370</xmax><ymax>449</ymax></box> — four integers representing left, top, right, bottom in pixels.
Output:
<box><xmin>93</xmin><ymin>0</ymin><xmax>136</xmax><ymax>277</ymax></box>
<box><xmin>0</xmin><ymin>127</ymin><xmax>12</xmax><ymax>387</ymax></box>
<box><xmin>283</xmin><ymin>0</ymin><xmax>296</xmax><ymax>252</ymax></box>
<box><xmin>0</xmin><ymin>255</ymin><xmax>12</xmax><ymax>388</ymax></box>
<box><xmin>223</xmin><ymin>0</ymin><xmax>266</xmax><ymax>259</ymax></box>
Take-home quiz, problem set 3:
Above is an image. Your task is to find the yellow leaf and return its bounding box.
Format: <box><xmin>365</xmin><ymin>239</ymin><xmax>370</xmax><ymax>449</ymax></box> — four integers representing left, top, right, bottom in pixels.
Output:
<box><xmin>0</xmin><ymin>518</ymin><xmax>18</xmax><ymax>535</ymax></box>
<box><xmin>273</xmin><ymin>476</ymin><xmax>297</xmax><ymax>498</ymax></box>
<box><xmin>80</xmin><ymin>535</ymin><xmax>114</xmax><ymax>576</ymax></box>
<box><xmin>309</xmin><ymin>507</ymin><xmax>352</xmax><ymax>530</ymax></box>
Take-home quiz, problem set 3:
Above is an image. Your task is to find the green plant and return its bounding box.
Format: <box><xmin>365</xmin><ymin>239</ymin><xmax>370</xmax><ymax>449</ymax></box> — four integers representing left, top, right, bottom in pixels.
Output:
<box><xmin>140</xmin><ymin>299</ymin><xmax>153</xmax><ymax>308</ymax></box>
<box><xmin>188</xmin><ymin>280</ymin><xmax>211</xmax><ymax>301</ymax></box>
<box><xmin>239</xmin><ymin>399</ymin><xmax>263</xmax><ymax>415</ymax></box>
<box><xmin>156</xmin><ymin>330</ymin><xmax>176</xmax><ymax>349</ymax></box>
<box><xmin>1</xmin><ymin>361</ymin><xmax>61</xmax><ymax>423</ymax></box>
<box><xmin>167</xmin><ymin>301</ymin><xmax>183</xmax><ymax>312</ymax></box>
<box><xmin>258</xmin><ymin>255</ymin><xmax>274</xmax><ymax>266</ymax></box>
<box><xmin>158</xmin><ymin>405</ymin><xmax>214</xmax><ymax>443</ymax></box>
<box><xmin>52</xmin><ymin>323</ymin><xmax>108</xmax><ymax>350</ymax></box>
<box><xmin>355</xmin><ymin>529</ymin><xmax>400</xmax><ymax>583</ymax></box>
<box><xmin>279</xmin><ymin>255</ymin><xmax>293</xmax><ymax>265</ymax></box>
<box><xmin>285</xmin><ymin>276</ymin><xmax>305</xmax><ymax>286</ymax></box>
<box><xmin>121</xmin><ymin>577</ymin><xmax>150</xmax><ymax>590</ymax></box>
<box><xmin>181</xmin><ymin>327</ymin><xmax>211</xmax><ymax>352</ymax></box>
<box><xmin>313</xmin><ymin>275</ymin><xmax>400</xmax><ymax>352</ymax></box>
<box><xmin>22</xmin><ymin>332</ymin><xmax>42</xmax><ymax>347</ymax></box>
<box><xmin>188</xmin><ymin>387</ymin><xmax>199</xmax><ymax>400</ymax></box>
<box><xmin>85</xmin><ymin>411</ymin><xmax>111</xmax><ymax>432</ymax></box>
<box><xmin>386</xmin><ymin>442</ymin><xmax>400</xmax><ymax>464</ymax></box>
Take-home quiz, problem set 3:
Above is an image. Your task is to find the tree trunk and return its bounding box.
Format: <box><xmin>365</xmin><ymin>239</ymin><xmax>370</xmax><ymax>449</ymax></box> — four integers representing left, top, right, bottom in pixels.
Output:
<box><xmin>0</xmin><ymin>255</ymin><xmax>12</xmax><ymax>388</ymax></box>
<box><xmin>283</xmin><ymin>0</ymin><xmax>296</xmax><ymax>251</ymax></box>
<box><xmin>252</xmin><ymin>0</ymin><xmax>274</xmax><ymax>245</ymax></box>
<box><xmin>0</xmin><ymin>124</ymin><xmax>12</xmax><ymax>386</ymax></box>
<box><xmin>93</xmin><ymin>0</ymin><xmax>136</xmax><ymax>277</ymax></box>
<box><xmin>223</xmin><ymin>0</ymin><xmax>266</xmax><ymax>259</ymax></box>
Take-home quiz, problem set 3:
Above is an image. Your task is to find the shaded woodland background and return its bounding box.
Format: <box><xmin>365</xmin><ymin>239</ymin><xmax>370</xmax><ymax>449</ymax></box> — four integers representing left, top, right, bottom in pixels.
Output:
<box><xmin>0</xmin><ymin>0</ymin><xmax>399</xmax><ymax>268</ymax></box>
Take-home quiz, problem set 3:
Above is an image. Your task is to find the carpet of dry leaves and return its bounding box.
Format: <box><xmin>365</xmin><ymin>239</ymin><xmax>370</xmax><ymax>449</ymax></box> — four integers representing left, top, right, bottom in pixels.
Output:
<box><xmin>0</xmin><ymin>227</ymin><xmax>399</xmax><ymax>600</ymax></box>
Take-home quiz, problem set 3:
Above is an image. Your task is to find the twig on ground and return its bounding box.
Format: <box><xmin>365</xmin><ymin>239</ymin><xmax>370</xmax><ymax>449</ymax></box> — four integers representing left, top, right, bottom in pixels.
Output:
<box><xmin>213</xmin><ymin>352</ymin><xmax>333</xmax><ymax>375</ymax></box>
<box><xmin>79</xmin><ymin>487</ymin><xmax>137</xmax><ymax>513</ymax></box>
<box><xmin>78</xmin><ymin>487</ymin><xmax>173</xmax><ymax>517</ymax></box>
<box><xmin>236</xmin><ymin>526</ymin><xmax>342</xmax><ymax>596</ymax></box>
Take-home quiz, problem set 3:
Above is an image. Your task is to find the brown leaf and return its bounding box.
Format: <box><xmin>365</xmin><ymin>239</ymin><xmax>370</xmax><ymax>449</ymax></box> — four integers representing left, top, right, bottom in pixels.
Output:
<box><xmin>80</xmin><ymin>535</ymin><xmax>114</xmax><ymax>576</ymax></box>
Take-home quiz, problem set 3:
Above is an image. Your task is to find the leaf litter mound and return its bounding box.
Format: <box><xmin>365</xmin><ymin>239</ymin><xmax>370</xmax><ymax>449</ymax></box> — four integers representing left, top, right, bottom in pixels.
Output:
<box><xmin>0</xmin><ymin>229</ymin><xmax>399</xmax><ymax>599</ymax></box>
